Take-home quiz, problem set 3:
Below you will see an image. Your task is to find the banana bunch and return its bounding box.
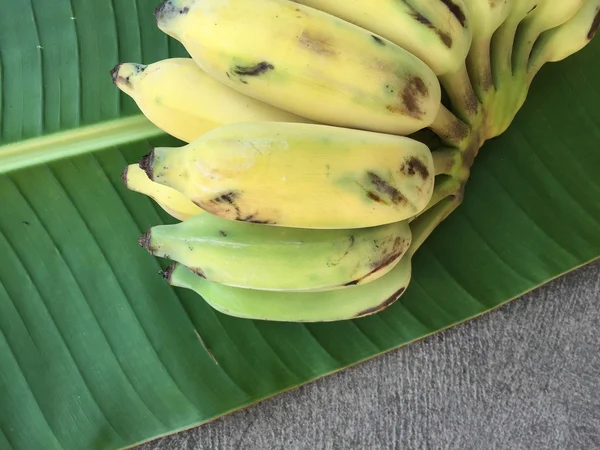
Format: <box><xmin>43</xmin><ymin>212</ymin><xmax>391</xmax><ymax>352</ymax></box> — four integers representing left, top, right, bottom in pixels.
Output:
<box><xmin>111</xmin><ymin>0</ymin><xmax>598</xmax><ymax>322</ymax></box>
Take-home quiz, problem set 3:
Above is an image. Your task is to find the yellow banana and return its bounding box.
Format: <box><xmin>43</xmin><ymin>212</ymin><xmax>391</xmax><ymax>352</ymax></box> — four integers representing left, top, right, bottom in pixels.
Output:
<box><xmin>140</xmin><ymin>212</ymin><xmax>412</xmax><ymax>291</ymax></box>
<box><xmin>111</xmin><ymin>58</ymin><xmax>308</xmax><ymax>143</ymax></box>
<box><xmin>154</xmin><ymin>0</ymin><xmax>445</xmax><ymax>137</ymax></box>
<box><xmin>293</xmin><ymin>0</ymin><xmax>472</xmax><ymax>77</ymax></box>
<box><xmin>140</xmin><ymin>121</ymin><xmax>435</xmax><ymax>229</ymax></box>
<box><xmin>122</xmin><ymin>164</ymin><xmax>203</xmax><ymax>221</ymax></box>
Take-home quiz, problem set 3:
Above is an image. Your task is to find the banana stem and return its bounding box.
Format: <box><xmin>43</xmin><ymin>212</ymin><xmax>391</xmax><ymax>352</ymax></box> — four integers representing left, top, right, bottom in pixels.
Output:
<box><xmin>467</xmin><ymin>36</ymin><xmax>494</xmax><ymax>102</ymax></box>
<box><xmin>428</xmin><ymin>105</ymin><xmax>470</xmax><ymax>148</ymax></box>
<box><xmin>432</xmin><ymin>148</ymin><xmax>461</xmax><ymax>176</ymax></box>
<box><xmin>407</xmin><ymin>195</ymin><xmax>461</xmax><ymax>258</ymax></box>
<box><xmin>439</xmin><ymin>63</ymin><xmax>480</xmax><ymax>123</ymax></box>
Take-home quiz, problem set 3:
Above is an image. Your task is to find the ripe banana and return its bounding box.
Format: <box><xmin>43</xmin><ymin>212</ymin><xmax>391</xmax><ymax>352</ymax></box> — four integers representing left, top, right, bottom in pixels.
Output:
<box><xmin>111</xmin><ymin>58</ymin><xmax>308</xmax><ymax>143</ymax></box>
<box><xmin>140</xmin><ymin>212</ymin><xmax>411</xmax><ymax>291</ymax></box>
<box><xmin>162</xmin><ymin>256</ymin><xmax>412</xmax><ymax>322</ymax></box>
<box><xmin>292</xmin><ymin>0</ymin><xmax>472</xmax><ymax>77</ymax></box>
<box><xmin>122</xmin><ymin>164</ymin><xmax>203</xmax><ymax>221</ymax></box>
<box><xmin>139</xmin><ymin>121</ymin><xmax>435</xmax><ymax>229</ymax></box>
<box><xmin>153</xmin><ymin>0</ymin><xmax>445</xmax><ymax>137</ymax></box>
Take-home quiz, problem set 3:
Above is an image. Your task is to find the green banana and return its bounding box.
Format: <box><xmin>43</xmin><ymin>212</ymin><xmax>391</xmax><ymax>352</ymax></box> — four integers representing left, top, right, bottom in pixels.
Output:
<box><xmin>139</xmin><ymin>212</ymin><xmax>412</xmax><ymax>291</ymax></box>
<box><xmin>491</xmin><ymin>0</ymin><xmax>600</xmax><ymax>137</ymax></box>
<box><xmin>139</xmin><ymin>121</ymin><xmax>436</xmax><ymax>229</ymax></box>
<box><xmin>529</xmin><ymin>0</ymin><xmax>600</xmax><ymax>71</ymax></box>
<box><xmin>162</xmin><ymin>256</ymin><xmax>412</xmax><ymax>322</ymax></box>
<box><xmin>512</xmin><ymin>0</ymin><xmax>585</xmax><ymax>72</ymax></box>
<box><xmin>153</xmin><ymin>0</ymin><xmax>455</xmax><ymax>138</ymax></box>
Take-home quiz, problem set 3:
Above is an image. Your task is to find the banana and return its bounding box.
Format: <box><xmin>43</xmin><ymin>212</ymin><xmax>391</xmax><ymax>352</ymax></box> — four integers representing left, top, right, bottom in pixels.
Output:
<box><xmin>139</xmin><ymin>121</ymin><xmax>435</xmax><ymax>229</ymax></box>
<box><xmin>528</xmin><ymin>0</ymin><xmax>600</xmax><ymax>72</ymax></box>
<box><xmin>139</xmin><ymin>212</ymin><xmax>412</xmax><ymax>291</ymax></box>
<box><xmin>153</xmin><ymin>0</ymin><xmax>444</xmax><ymax>137</ymax></box>
<box><xmin>292</xmin><ymin>0</ymin><xmax>472</xmax><ymax>77</ymax></box>
<box><xmin>464</xmin><ymin>0</ymin><xmax>513</xmax><ymax>41</ymax></box>
<box><xmin>490</xmin><ymin>0</ymin><xmax>599</xmax><ymax>137</ymax></box>
<box><xmin>161</xmin><ymin>256</ymin><xmax>412</xmax><ymax>322</ymax></box>
<box><xmin>512</xmin><ymin>0</ymin><xmax>585</xmax><ymax>72</ymax></box>
<box><xmin>110</xmin><ymin>58</ymin><xmax>308</xmax><ymax>143</ymax></box>
<box><xmin>463</xmin><ymin>0</ymin><xmax>514</xmax><ymax>97</ymax></box>
<box><xmin>122</xmin><ymin>164</ymin><xmax>203</xmax><ymax>221</ymax></box>
<box><xmin>491</xmin><ymin>0</ymin><xmax>539</xmax><ymax>84</ymax></box>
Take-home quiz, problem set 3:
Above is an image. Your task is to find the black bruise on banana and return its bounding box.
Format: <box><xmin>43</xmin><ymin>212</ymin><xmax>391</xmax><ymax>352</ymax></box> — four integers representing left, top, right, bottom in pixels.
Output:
<box><xmin>354</xmin><ymin>286</ymin><xmax>407</xmax><ymax>317</ymax></box>
<box><xmin>367</xmin><ymin>172</ymin><xmax>406</xmax><ymax>205</ymax></box>
<box><xmin>202</xmin><ymin>191</ymin><xmax>276</xmax><ymax>225</ymax></box>
<box><xmin>439</xmin><ymin>0</ymin><xmax>466</xmax><ymax>28</ymax></box>
<box><xmin>400</xmin><ymin>157</ymin><xmax>430</xmax><ymax>181</ymax></box>
<box><xmin>344</xmin><ymin>237</ymin><xmax>409</xmax><ymax>287</ymax></box>
<box><xmin>589</xmin><ymin>9</ymin><xmax>600</xmax><ymax>40</ymax></box>
<box><xmin>410</xmin><ymin>12</ymin><xmax>452</xmax><ymax>48</ymax></box>
<box><xmin>371</xmin><ymin>35</ymin><xmax>386</xmax><ymax>46</ymax></box>
<box><xmin>204</xmin><ymin>191</ymin><xmax>242</xmax><ymax>219</ymax></box>
<box><xmin>233</xmin><ymin>62</ymin><xmax>275</xmax><ymax>76</ymax></box>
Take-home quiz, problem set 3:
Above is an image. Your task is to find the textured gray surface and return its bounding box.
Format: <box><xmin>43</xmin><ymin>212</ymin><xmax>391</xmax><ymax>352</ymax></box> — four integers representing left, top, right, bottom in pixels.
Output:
<box><xmin>138</xmin><ymin>259</ymin><xmax>600</xmax><ymax>450</ymax></box>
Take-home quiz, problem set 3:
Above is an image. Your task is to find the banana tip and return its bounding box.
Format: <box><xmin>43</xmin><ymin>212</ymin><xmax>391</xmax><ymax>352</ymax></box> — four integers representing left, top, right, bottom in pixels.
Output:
<box><xmin>159</xmin><ymin>264</ymin><xmax>176</xmax><ymax>284</ymax></box>
<box><xmin>109</xmin><ymin>63</ymin><xmax>121</xmax><ymax>84</ymax></box>
<box><xmin>138</xmin><ymin>229</ymin><xmax>152</xmax><ymax>251</ymax></box>
<box><xmin>121</xmin><ymin>165</ymin><xmax>129</xmax><ymax>187</ymax></box>
<box><xmin>138</xmin><ymin>150</ymin><xmax>154</xmax><ymax>180</ymax></box>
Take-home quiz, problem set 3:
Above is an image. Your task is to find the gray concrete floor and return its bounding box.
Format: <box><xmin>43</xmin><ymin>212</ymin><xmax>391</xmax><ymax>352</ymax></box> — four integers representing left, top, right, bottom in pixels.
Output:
<box><xmin>139</xmin><ymin>259</ymin><xmax>600</xmax><ymax>450</ymax></box>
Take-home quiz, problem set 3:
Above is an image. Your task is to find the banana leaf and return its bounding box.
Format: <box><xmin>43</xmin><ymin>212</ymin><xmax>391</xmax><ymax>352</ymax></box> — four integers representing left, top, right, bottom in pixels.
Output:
<box><xmin>0</xmin><ymin>1</ymin><xmax>599</xmax><ymax>449</ymax></box>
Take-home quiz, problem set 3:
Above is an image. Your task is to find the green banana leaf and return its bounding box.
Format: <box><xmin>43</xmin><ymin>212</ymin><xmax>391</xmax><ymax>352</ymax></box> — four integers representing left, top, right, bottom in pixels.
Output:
<box><xmin>1</xmin><ymin>1</ymin><xmax>599</xmax><ymax>449</ymax></box>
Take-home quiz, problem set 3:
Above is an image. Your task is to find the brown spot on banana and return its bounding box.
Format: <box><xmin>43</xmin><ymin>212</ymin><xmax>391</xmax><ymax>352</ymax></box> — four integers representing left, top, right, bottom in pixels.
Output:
<box><xmin>298</xmin><ymin>30</ymin><xmax>339</xmax><ymax>56</ymax></box>
<box><xmin>354</xmin><ymin>286</ymin><xmax>407</xmax><ymax>317</ymax></box>
<box><xmin>400</xmin><ymin>157</ymin><xmax>430</xmax><ymax>180</ymax></box>
<box><xmin>397</xmin><ymin>76</ymin><xmax>429</xmax><ymax>119</ymax></box>
<box><xmin>366</xmin><ymin>172</ymin><xmax>406</xmax><ymax>205</ymax></box>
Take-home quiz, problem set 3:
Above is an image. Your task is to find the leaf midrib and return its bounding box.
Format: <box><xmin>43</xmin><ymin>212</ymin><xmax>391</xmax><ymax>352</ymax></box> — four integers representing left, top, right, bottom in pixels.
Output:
<box><xmin>0</xmin><ymin>116</ymin><xmax>162</xmax><ymax>174</ymax></box>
